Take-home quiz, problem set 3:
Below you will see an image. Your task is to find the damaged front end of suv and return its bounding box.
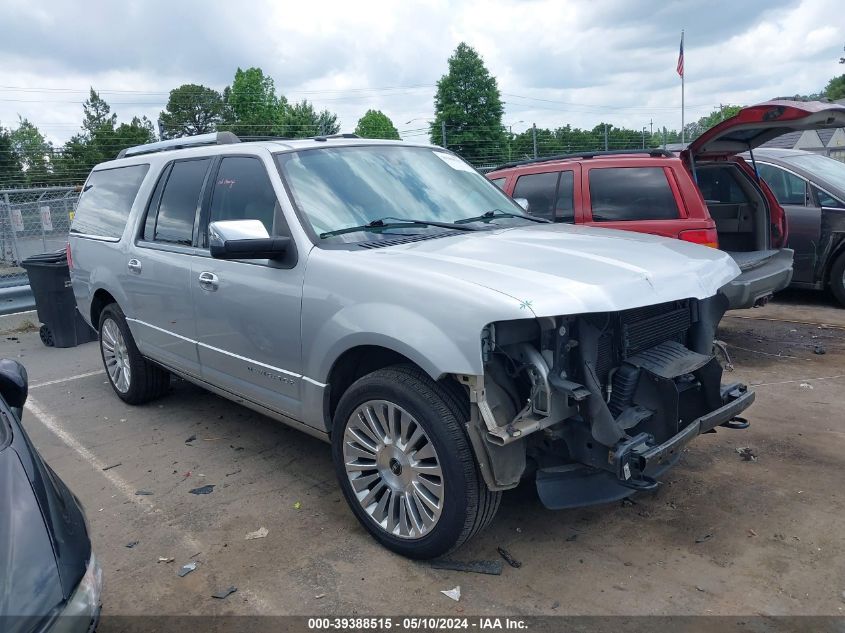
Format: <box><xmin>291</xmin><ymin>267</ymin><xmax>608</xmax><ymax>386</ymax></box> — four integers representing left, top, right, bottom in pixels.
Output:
<box><xmin>460</xmin><ymin>294</ymin><xmax>754</xmax><ymax>508</ymax></box>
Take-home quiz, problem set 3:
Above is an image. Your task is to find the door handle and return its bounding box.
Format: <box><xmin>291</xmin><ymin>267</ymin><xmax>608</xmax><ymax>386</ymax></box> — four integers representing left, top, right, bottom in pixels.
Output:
<box><xmin>198</xmin><ymin>271</ymin><xmax>219</xmax><ymax>291</ymax></box>
<box><xmin>127</xmin><ymin>259</ymin><xmax>142</xmax><ymax>274</ymax></box>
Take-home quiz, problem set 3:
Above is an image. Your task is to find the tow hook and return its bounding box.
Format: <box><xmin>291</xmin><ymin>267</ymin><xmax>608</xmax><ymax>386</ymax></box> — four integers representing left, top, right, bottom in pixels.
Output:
<box><xmin>619</xmin><ymin>474</ymin><xmax>659</xmax><ymax>492</ymax></box>
<box><xmin>721</xmin><ymin>416</ymin><xmax>750</xmax><ymax>430</ymax></box>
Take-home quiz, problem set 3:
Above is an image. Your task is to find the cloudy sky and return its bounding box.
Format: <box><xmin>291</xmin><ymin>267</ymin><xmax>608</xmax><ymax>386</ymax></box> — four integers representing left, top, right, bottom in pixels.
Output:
<box><xmin>1</xmin><ymin>0</ymin><xmax>842</xmax><ymax>145</ymax></box>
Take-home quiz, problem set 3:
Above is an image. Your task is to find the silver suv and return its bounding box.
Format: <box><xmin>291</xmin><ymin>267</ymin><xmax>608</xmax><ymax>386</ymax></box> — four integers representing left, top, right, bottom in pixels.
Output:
<box><xmin>70</xmin><ymin>133</ymin><xmax>754</xmax><ymax>558</ymax></box>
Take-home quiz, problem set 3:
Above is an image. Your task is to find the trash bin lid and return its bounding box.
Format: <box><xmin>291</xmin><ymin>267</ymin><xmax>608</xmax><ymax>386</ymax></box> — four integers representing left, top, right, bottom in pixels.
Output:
<box><xmin>21</xmin><ymin>249</ymin><xmax>68</xmax><ymax>267</ymax></box>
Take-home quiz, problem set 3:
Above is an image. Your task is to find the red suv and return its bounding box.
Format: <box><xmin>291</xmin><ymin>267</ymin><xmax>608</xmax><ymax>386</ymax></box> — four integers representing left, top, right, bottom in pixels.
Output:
<box><xmin>488</xmin><ymin>100</ymin><xmax>845</xmax><ymax>309</ymax></box>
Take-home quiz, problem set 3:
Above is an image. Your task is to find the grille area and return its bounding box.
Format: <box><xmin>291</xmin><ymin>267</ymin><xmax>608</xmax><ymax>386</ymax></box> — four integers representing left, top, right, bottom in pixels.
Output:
<box><xmin>582</xmin><ymin>299</ymin><xmax>694</xmax><ymax>388</ymax></box>
<box><xmin>622</xmin><ymin>301</ymin><xmax>691</xmax><ymax>356</ymax></box>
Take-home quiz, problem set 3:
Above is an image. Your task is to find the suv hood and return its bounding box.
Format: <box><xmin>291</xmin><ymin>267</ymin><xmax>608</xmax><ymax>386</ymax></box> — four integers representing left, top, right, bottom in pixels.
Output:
<box><xmin>685</xmin><ymin>100</ymin><xmax>845</xmax><ymax>160</ymax></box>
<box><xmin>362</xmin><ymin>224</ymin><xmax>740</xmax><ymax>317</ymax></box>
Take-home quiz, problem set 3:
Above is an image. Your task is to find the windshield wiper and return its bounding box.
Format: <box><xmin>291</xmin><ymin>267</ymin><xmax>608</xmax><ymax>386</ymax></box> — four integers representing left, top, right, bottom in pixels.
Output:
<box><xmin>320</xmin><ymin>216</ymin><xmax>479</xmax><ymax>239</ymax></box>
<box><xmin>455</xmin><ymin>209</ymin><xmax>551</xmax><ymax>224</ymax></box>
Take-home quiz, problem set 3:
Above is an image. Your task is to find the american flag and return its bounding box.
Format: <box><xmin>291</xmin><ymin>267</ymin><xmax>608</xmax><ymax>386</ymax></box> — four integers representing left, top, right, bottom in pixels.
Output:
<box><xmin>676</xmin><ymin>31</ymin><xmax>684</xmax><ymax>77</ymax></box>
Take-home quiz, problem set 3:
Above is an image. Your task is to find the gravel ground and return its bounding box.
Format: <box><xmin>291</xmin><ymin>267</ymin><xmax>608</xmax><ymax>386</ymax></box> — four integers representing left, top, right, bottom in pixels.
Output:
<box><xmin>2</xmin><ymin>289</ymin><xmax>843</xmax><ymax>622</ymax></box>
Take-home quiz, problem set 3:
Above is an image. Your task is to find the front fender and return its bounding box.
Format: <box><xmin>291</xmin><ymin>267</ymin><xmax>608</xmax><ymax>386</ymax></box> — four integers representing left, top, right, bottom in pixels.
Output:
<box><xmin>305</xmin><ymin>303</ymin><xmax>483</xmax><ymax>382</ymax></box>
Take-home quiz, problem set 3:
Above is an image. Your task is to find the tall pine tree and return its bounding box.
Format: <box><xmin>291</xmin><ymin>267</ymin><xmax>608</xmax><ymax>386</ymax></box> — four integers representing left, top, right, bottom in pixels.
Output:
<box><xmin>431</xmin><ymin>43</ymin><xmax>506</xmax><ymax>165</ymax></box>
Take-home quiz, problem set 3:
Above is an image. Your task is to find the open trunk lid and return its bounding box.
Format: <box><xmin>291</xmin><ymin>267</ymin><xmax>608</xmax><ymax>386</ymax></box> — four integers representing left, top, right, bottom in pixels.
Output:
<box><xmin>683</xmin><ymin>100</ymin><xmax>845</xmax><ymax>161</ymax></box>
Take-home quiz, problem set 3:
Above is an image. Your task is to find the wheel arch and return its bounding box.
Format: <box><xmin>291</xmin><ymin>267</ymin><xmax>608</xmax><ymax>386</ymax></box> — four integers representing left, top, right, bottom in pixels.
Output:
<box><xmin>90</xmin><ymin>288</ymin><xmax>118</xmax><ymax>328</ymax></box>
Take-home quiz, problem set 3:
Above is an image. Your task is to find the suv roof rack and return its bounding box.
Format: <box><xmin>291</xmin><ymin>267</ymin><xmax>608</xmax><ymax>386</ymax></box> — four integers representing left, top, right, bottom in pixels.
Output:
<box><xmin>492</xmin><ymin>148</ymin><xmax>676</xmax><ymax>171</ymax></box>
<box><xmin>117</xmin><ymin>132</ymin><xmax>240</xmax><ymax>159</ymax></box>
<box><xmin>117</xmin><ymin>131</ymin><xmax>363</xmax><ymax>159</ymax></box>
<box><xmin>312</xmin><ymin>133</ymin><xmax>361</xmax><ymax>141</ymax></box>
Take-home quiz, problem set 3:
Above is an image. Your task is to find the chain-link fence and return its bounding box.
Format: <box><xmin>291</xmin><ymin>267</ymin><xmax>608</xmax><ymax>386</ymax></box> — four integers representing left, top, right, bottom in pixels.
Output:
<box><xmin>0</xmin><ymin>186</ymin><xmax>79</xmax><ymax>288</ymax></box>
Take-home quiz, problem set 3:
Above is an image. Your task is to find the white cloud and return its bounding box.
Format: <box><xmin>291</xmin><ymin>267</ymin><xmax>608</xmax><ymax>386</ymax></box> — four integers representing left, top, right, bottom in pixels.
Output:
<box><xmin>0</xmin><ymin>0</ymin><xmax>841</xmax><ymax>146</ymax></box>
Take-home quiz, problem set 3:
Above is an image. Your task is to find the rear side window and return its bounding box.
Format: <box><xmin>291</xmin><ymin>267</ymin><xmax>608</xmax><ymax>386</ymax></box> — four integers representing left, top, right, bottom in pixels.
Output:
<box><xmin>71</xmin><ymin>165</ymin><xmax>149</xmax><ymax>238</ymax></box>
<box><xmin>757</xmin><ymin>163</ymin><xmax>807</xmax><ymax>206</ymax></box>
<box><xmin>512</xmin><ymin>172</ymin><xmax>558</xmax><ymax>221</ymax></box>
<box><xmin>490</xmin><ymin>177</ymin><xmax>506</xmax><ymax>189</ymax></box>
<box><xmin>209</xmin><ymin>157</ymin><xmax>279</xmax><ymax>235</ymax></box>
<box><xmin>588</xmin><ymin>167</ymin><xmax>679</xmax><ymax>221</ymax></box>
<box><xmin>145</xmin><ymin>158</ymin><xmax>211</xmax><ymax>244</ymax></box>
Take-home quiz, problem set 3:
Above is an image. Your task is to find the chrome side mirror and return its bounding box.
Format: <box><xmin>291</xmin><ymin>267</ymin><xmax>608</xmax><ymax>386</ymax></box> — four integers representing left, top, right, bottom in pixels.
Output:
<box><xmin>208</xmin><ymin>220</ymin><xmax>290</xmax><ymax>260</ymax></box>
<box><xmin>514</xmin><ymin>198</ymin><xmax>530</xmax><ymax>212</ymax></box>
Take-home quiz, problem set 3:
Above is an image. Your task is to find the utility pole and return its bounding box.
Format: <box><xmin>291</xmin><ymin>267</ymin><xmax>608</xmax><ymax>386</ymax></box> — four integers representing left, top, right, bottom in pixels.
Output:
<box><xmin>532</xmin><ymin>123</ymin><xmax>538</xmax><ymax>158</ymax></box>
<box><xmin>441</xmin><ymin>121</ymin><xmax>447</xmax><ymax>148</ymax></box>
<box><xmin>649</xmin><ymin>118</ymin><xmax>653</xmax><ymax>137</ymax></box>
<box><xmin>642</xmin><ymin>127</ymin><xmax>647</xmax><ymax>149</ymax></box>
<box><xmin>603</xmin><ymin>123</ymin><xmax>608</xmax><ymax>151</ymax></box>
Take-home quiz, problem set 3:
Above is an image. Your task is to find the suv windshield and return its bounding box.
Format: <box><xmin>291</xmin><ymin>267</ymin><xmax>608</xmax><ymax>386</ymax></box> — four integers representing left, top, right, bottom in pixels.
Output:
<box><xmin>275</xmin><ymin>145</ymin><xmax>532</xmax><ymax>242</ymax></box>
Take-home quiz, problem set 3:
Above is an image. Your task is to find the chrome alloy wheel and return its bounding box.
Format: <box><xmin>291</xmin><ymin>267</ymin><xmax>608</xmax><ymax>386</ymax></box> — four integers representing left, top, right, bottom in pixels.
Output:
<box><xmin>343</xmin><ymin>400</ymin><xmax>444</xmax><ymax>539</ymax></box>
<box><xmin>101</xmin><ymin>318</ymin><xmax>131</xmax><ymax>393</ymax></box>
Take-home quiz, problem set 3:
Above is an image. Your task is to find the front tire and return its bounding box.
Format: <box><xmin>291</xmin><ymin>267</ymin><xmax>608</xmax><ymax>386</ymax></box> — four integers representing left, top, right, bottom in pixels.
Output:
<box><xmin>98</xmin><ymin>304</ymin><xmax>170</xmax><ymax>404</ymax></box>
<box><xmin>830</xmin><ymin>251</ymin><xmax>845</xmax><ymax>307</ymax></box>
<box><xmin>331</xmin><ymin>365</ymin><xmax>500</xmax><ymax>559</ymax></box>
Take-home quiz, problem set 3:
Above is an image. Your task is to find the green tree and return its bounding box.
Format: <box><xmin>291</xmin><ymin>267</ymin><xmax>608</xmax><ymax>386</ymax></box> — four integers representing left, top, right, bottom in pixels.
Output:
<box><xmin>431</xmin><ymin>42</ymin><xmax>506</xmax><ymax>164</ymax></box>
<box><xmin>159</xmin><ymin>84</ymin><xmax>225</xmax><ymax>139</ymax></box>
<box><xmin>683</xmin><ymin>104</ymin><xmax>743</xmax><ymax>141</ymax></box>
<box><xmin>221</xmin><ymin>67</ymin><xmax>284</xmax><ymax>137</ymax></box>
<box><xmin>10</xmin><ymin>117</ymin><xmax>53</xmax><ymax>185</ymax></box>
<box><xmin>114</xmin><ymin>116</ymin><xmax>156</xmax><ymax>147</ymax></box>
<box><xmin>279</xmin><ymin>100</ymin><xmax>340</xmax><ymax>137</ymax></box>
<box><xmin>355</xmin><ymin>109</ymin><xmax>400</xmax><ymax>139</ymax></box>
<box><xmin>53</xmin><ymin>90</ymin><xmax>156</xmax><ymax>184</ymax></box>
<box><xmin>825</xmin><ymin>74</ymin><xmax>845</xmax><ymax>100</ymax></box>
<box><xmin>0</xmin><ymin>123</ymin><xmax>23</xmax><ymax>186</ymax></box>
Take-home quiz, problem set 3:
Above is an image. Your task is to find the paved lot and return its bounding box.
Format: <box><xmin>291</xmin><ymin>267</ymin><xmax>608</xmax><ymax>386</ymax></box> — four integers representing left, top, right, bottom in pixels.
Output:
<box><xmin>2</xmin><ymin>290</ymin><xmax>844</xmax><ymax>619</ymax></box>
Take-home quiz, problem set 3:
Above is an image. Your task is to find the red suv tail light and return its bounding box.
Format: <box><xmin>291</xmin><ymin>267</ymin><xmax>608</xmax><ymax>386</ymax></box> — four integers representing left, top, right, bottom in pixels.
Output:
<box><xmin>66</xmin><ymin>242</ymin><xmax>73</xmax><ymax>269</ymax></box>
<box><xmin>678</xmin><ymin>228</ymin><xmax>719</xmax><ymax>249</ymax></box>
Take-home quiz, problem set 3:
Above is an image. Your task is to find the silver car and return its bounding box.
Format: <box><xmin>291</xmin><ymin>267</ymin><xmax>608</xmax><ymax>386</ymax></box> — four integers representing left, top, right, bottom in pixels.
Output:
<box><xmin>69</xmin><ymin>133</ymin><xmax>754</xmax><ymax>558</ymax></box>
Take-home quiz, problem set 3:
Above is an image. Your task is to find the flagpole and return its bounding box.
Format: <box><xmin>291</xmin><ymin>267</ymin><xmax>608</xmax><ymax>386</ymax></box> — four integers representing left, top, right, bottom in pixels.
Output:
<box><xmin>680</xmin><ymin>30</ymin><xmax>685</xmax><ymax>145</ymax></box>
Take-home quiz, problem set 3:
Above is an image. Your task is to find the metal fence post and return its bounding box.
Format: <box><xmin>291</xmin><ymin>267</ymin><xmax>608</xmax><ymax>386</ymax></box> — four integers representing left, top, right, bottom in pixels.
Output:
<box><xmin>3</xmin><ymin>192</ymin><xmax>21</xmax><ymax>266</ymax></box>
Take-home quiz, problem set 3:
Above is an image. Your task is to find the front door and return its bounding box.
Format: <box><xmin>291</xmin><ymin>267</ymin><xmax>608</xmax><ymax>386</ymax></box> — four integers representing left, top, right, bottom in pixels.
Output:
<box><xmin>191</xmin><ymin>154</ymin><xmax>306</xmax><ymax>419</ymax></box>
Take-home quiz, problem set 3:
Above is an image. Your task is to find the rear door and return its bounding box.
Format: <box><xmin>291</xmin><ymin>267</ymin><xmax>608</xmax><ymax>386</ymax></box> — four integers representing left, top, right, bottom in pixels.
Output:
<box><xmin>191</xmin><ymin>153</ymin><xmax>305</xmax><ymax>419</ymax></box>
<box><xmin>124</xmin><ymin>157</ymin><xmax>213</xmax><ymax>378</ymax></box>
<box><xmin>756</xmin><ymin>161</ymin><xmax>820</xmax><ymax>284</ymax></box>
<box><xmin>581</xmin><ymin>162</ymin><xmax>707</xmax><ymax>238</ymax></box>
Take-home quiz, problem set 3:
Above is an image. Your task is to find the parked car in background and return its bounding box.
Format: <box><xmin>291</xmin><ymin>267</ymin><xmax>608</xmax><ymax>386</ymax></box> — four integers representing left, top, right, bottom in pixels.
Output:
<box><xmin>70</xmin><ymin>133</ymin><xmax>754</xmax><ymax>558</ymax></box>
<box><xmin>488</xmin><ymin>101</ymin><xmax>845</xmax><ymax>310</ymax></box>
<box><xmin>0</xmin><ymin>359</ymin><xmax>101</xmax><ymax>633</ymax></box>
<box><xmin>740</xmin><ymin>148</ymin><xmax>845</xmax><ymax>305</ymax></box>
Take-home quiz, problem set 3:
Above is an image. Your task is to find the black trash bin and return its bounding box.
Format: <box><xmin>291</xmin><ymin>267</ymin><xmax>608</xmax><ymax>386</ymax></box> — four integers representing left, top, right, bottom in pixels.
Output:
<box><xmin>21</xmin><ymin>249</ymin><xmax>98</xmax><ymax>348</ymax></box>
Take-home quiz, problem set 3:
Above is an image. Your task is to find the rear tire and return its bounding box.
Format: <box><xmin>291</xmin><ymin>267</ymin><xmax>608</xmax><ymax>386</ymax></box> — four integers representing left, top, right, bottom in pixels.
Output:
<box><xmin>331</xmin><ymin>365</ymin><xmax>500</xmax><ymax>559</ymax></box>
<box><xmin>98</xmin><ymin>304</ymin><xmax>170</xmax><ymax>404</ymax></box>
<box><xmin>830</xmin><ymin>252</ymin><xmax>845</xmax><ymax>307</ymax></box>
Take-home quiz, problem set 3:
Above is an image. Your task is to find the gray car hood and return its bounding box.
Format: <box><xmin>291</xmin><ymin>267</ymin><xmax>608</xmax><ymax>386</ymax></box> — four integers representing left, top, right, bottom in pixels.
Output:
<box><xmin>357</xmin><ymin>223</ymin><xmax>740</xmax><ymax>317</ymax></box>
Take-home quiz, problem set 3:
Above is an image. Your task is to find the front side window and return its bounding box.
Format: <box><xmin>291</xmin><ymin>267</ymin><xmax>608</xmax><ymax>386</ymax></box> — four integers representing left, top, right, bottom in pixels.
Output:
<box><xmin>275</xmin><ymin>146</ymin><xmax>531</xmax><ymax>243</ymax></box>
<box><xmin>71</xmin><ymin>164</ymin><xmax>149</xmax><ymax>238</ymax></box>
<box><xmin>490</xmin><ymin>177</ymin><xmax>506</xmax><ymax>189</ymax></box>
<box><xmin>150</xmin><ymin>158</ymin><xmax>211</xmax><ymax>244</ymax></box>
<box><xmin>588</xmin><ymin>167</ymin><xmax>679</xmax><ymax>221</ymax></box>
<box><xmin>813</xmin><ymin>186</ymin><xmax>844</xmax><ymax>209</ymax></box>
<box><xmin>757</xmin><ymin>163</ymin><xmax>807</xmax><ymax>206</ymax></box>
<box><xmin>512</xmin><ymin>172</ymin><xmax>558</xmax><ymax>222</ymax></box>
<box><xmin>208</xmin><ymin>157</ymin><xmax>280</xmax><ymax>237</ymax></box>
